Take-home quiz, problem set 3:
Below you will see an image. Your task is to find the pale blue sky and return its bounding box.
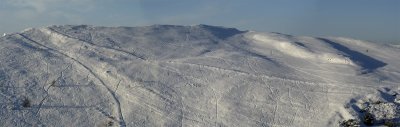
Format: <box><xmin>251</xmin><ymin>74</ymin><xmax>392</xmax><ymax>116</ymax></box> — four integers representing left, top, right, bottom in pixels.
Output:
<box><xmin>0</xmin><ymin>0</ymin><xmax>399</xmax><ymax>43</ymax></box>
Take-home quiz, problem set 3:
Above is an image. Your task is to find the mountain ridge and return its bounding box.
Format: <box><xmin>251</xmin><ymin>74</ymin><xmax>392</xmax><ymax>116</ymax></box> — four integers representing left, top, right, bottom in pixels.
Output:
<box><xmin>1</xmin><ymin>24</ymin><xmax>399</xmax><ymax>126</ymax></box>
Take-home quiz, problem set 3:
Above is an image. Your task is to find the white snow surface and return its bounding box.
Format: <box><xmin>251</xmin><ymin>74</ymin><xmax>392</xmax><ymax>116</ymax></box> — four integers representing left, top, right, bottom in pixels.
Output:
<box><xmin>0</xmin><ymin>24</ymin><xmax>399</xmax><ymax>126</ymax></box>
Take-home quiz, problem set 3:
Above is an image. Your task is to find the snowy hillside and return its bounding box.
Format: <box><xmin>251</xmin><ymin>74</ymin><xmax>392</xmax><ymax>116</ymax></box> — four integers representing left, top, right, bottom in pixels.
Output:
<box><xmin>1</xmin><ymin>25</ymin><xmax>399</xmax><ymax>126</ymax></box>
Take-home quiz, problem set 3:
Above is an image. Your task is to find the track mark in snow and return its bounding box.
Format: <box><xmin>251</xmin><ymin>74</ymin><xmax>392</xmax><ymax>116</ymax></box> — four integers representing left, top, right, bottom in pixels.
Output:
<box><xmin>167</xmin><ymin>61</ymin><xmax>385</xmax><ymax>90</ymax></box>
<box><xmin>272</xmin><ymin>101</ymin><xmax>279</xmax><ymax>126</ymax></box>
<box><xmin>293</xmin><ymin>83</ymin><xmax>312</xmax><ymax>110</ymax></box>
<box><xmin>16</xmin><ymin>34</ymin><xmax>127</xmax><ymax>127</ymax></box>
<box><xmin>123</xmin><ymin>93</ymin><xmax>182</xmax><ymax>123</ymax></box>
<box><xmin>45</xmin><ymin>28</ymin><xmax>148</xmax><ymax>61</ymax></box>
<box><xmin>323</xmin><ymin>84</ymin><xmax>330</xmax><ymax>109</ymax></box>
<box><xmin>288</xmin><ymin>87</ymin><xmax>302</xmax><ymax>112</ymax></box>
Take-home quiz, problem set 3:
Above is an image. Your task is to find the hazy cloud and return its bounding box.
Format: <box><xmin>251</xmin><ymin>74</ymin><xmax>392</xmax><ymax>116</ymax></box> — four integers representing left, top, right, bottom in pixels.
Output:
<box><xmin>5</xmin><ymin>0</ymin><xmax>94</xmax><ymax>12</ymax></box>
<box><xmin>1</xmin><ymin>0</ymin><xmax>98</xmax><ymax>33</ymax></box>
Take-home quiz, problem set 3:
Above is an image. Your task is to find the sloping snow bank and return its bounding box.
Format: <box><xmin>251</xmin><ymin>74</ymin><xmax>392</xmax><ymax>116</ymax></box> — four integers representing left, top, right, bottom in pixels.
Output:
<box><xmin>247</xmin><ymin>32</ymin><xmax>355</xmax><ymax>65</ymax></box>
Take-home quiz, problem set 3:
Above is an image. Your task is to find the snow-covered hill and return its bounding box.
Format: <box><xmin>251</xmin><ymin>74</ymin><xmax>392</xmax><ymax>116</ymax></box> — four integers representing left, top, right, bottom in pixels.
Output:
<box><xmin>1</xmin><ymin>25</ymin><xmax>399</xmax><ymax>126</ymax></box>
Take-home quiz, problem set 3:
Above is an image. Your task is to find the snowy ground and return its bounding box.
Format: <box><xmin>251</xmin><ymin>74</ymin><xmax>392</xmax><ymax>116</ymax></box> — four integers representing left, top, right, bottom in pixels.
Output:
<box><xmin>0</xmin><ymin>25</ymin><xmax>399</xmax><ymax>126</ymax></box>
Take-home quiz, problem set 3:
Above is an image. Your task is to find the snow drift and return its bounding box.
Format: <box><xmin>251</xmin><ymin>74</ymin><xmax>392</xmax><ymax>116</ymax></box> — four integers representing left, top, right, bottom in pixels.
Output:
<box><xmin>0</xmin><ymin>25</ymin><xmax>399</xmax><ymax>126</ymax></box>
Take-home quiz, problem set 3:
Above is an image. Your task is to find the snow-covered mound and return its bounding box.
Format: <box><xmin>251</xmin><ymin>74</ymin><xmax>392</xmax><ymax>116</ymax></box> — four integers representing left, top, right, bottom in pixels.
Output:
<box><xmin>392</xmin><ymin>44</ymin><xmax>400</xmax><ymax>48</ymax></box>
<box><xmin>248</xmin><ymin>32</ymin><xmax>355</xmax><ymax>65</ymax></box>
<box><xmin>1</xmin><ymin>25</ymin><xmax>399</xmax><ymax>126</ymax></box>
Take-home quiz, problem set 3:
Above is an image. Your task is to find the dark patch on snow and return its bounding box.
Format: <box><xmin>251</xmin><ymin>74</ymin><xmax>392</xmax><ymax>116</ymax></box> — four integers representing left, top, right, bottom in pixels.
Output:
<box><xmin>345</xmin><ymin>88</ymin><xmax>400</xmax><ymax>126</ymax></box>
<box><xmin>294</xmin><ymin>42</ymin><xmax>308</xmax><ymax>48</ymax></box>
<box><xmin>197</xmin><ymin>24</ymin><xmax>245</xmax><ymax>39</ymax></box>
<box><xmin>318</xmin><ymin>38</ymin><xmax>387</xmax><ymax>74</ymax></box>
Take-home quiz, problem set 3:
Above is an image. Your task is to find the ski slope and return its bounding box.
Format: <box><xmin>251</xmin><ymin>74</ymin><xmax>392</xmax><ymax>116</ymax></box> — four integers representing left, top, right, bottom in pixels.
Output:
<box><xmin>0</xmin><ymin>25</ymin><xmax>399</xmax><ymax>126</ymax></box>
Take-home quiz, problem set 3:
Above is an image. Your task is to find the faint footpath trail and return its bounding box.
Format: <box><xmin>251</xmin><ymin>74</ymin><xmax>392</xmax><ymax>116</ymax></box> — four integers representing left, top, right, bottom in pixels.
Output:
<box><xmin>17</xmin><ymin>33</ymin><xmax>127</xmax><ymax>127</ymax></box>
